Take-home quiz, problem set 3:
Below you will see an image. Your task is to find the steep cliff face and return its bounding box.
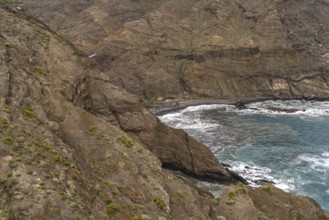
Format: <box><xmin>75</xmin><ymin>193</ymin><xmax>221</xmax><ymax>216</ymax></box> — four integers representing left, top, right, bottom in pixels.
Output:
<box><xmin>1</xmin><ymin>1</ymin><xmax>329</xmax><ymax>219</ymax></box>
<box><xmin>24</xmin><ymin>0</ymin><xmax>329</xmax><ymax>100</ymax></box>
<box><xmin>0</xmin><ymin>3</ymin><xmax>230</xmax><ymax>219</ymax></box>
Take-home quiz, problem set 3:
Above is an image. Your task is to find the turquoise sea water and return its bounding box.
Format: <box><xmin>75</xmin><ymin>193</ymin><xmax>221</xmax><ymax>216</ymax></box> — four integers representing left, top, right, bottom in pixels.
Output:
<box><xmin>159</xmin><ymin>100</ymin><xmax>329</xmax><ymax>211</ymax></box>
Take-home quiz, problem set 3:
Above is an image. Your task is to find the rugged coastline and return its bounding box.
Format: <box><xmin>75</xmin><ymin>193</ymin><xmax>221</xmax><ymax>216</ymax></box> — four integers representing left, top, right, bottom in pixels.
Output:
<box><xmin>149</xmin><ymin>98</ymin><xmax>269</xmax><ymax>115</ymax></box>
<box><xmin>150</xmin><ymin>97</ymin><xmax>329</xmax><ymax>115</ymax></box>
<box><xmin>156</xmin><ymin>98</ymin><xmax>329</xmax><ymax>215</ymax></box>
<box><xmin>0</xmin><ymin>0</ymin><xmax>329</xmax><ymax>219</ymax></box>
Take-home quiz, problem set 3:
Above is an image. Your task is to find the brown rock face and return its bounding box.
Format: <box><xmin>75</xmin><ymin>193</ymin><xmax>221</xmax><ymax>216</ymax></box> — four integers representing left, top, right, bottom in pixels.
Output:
<box><xmin>24</xmin><ymin>0</ymin><xmax>329</xmax><ymax>100</ymax></box>
<box><xmin>72</xmin><ymin>70</ymin><xmax>234</xmax><ymax>183</ymax></box>
<box><xmin>216</xmin><ymin>184</ymin><xmax>328</xmax><ymax>220</ymax></box>
<box><xmin>1</xmin><ymin>1</ymin><xmax>328</xmax><ymax>219</ymax></box>
<box><xmin>0</xmin><ymin>4</ymin><xmax>225</xmax><ymax>219</ymax></box>
<box><xmin>2</xmin><ymin>1</ymin><xmax>234</xmax><ymax>185</ymax></box>
<box><xmin>23</xmin><ymin>0</ymin><xmax>169</xmax><ymax>49</ymax></box>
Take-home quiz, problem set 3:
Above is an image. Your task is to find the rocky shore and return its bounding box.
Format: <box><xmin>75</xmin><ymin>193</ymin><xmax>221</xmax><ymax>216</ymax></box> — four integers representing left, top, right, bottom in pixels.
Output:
<box><xmin>148</xmin><ymin>98</ymin><xmax>272</xmax><ymax>115</ymax></box>
<box><xmin>0</xmin><ymin>0</ymin><xmax>328</xmax><ymax>219</ymax></box>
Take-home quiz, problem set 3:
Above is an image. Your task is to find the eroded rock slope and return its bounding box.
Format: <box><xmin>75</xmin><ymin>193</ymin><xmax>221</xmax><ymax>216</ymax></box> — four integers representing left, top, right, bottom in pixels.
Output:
<box><xmin>0</xmin><ymin>1</ymin><xmax>328</xmax><ymax>220</ymax></box>
<box><xmin>0</xmin><ymin>3</ymin><xmax>227</xmax><ymax>219</ymax></box>
<box><xmin>24</xmin><ymin>0</ymin><xmax>329</xmax><ymax>100</ymax></box>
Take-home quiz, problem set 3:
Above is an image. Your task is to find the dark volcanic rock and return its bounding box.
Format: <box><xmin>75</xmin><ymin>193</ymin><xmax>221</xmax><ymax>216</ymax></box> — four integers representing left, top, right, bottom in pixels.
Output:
<box><xmin>235</xmin><ymin>101</ymin><xmax>247</xmax><ymax>110</ymax></box>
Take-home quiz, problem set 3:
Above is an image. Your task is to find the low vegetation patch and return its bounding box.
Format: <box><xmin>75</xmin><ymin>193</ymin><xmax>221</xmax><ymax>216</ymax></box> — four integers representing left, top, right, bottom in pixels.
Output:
<box><xmin>262</xmin><ymin>185</ymin><xmax>274</xmax><ymax>196</ymax></box>
<box><xmin>34</xmin><ymin>67</ymin><xmax>47</xmax><ymax>76</ymax></box>
<box><xmin>107</xmin><ymin>201</ymin><xmax>116</xmax><ymax>215</ymax></box>
<box><xmin>225</xmin><ymin>191</ymin><xmax>236</xmax><ymax>205</ymax></box>
<box><xmin>3</xmin><ymin>135</ymin><xmax>14</xmax><ymax>145</ymax></box>
<box><xmin>0</xmin><ymin>119</ymin><xmax>9</xmax><ymax>130</ymax></box>
<box><xmin>177</xmin><ymin>191</ymin><xmax>187</xmax><ymax>198</ymax></box>
<box><xmin>2</xmin><ymin>107</ymin><xmax>11</xmax><ymax>113</ymax></box>
<box><xmin>154</xmin><ymin>196</ymin><xmax>166</xmax><ymax>209</ymax></box>
<box><xmin>35</xmin><ymin>29</ymin><xmax>48</xmax><ymax>42</ymax></box>
<box><xmin>54</xmin><ymin>156</ymin><xmax>63</xmax><ymax>162</ymax></box>
<box><xmin>88</xmin><ymin>126</ymin><xmax>97</xmax><ymax>133</ymax></box>
<box><xmin>236</xmin><ymin>182</ymin><xmax>247</xmax><ymax>194</ymax></box>
<box><xmin>211</xmin><ymin>198</ymin><xmax>220</xmax><ymax>205</ymax></box>
<box><xmin>22</xmin><ymin>106</ymin><xmax>36</xmax><ymax>118</ymax></box>
<box><xmin>118</xmin><ymin>136</ymin><xmax>134</xmax><ymax>148</ymax></box>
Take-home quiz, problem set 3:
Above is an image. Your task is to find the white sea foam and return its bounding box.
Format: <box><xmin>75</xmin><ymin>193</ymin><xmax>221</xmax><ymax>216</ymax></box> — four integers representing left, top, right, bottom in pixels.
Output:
<box><xmin>226</xmin><ymin>161</ymin><xmax>296</xmax><ymax>192</ymax></box>
<box><xmin>297</xmin><ymin>153</ymin><xmax>329</xmax><ymax>171</ymax></box>
<box><xmin>159</xmin><ymin>105</ymin><xmax>222</xmax><ymax>130</ymax></box>
<box><xmin>227</xmin><ymin>161</ymin><xmax>272</xmax><ymax>184</ymax></box>
<box><xmin>160</xmin><ymin>115</ymin><xmax>218</xmax><ymax>130</ymax></box>
<box><xmin>323</xmin><ymin>152</ymin><xmax>329</xmax><ymax>157</ymax></box>
<box><xmin>243</xmin><ymin>100</ymin><xmax>329</xmax><ymax>117</ymax></box>
<box><xmin>159</xmin><ymin>100</ymin><xmax>329</xmax><ymax>211</ymax></box>
<box><xmin>161</xmin><ymin>101</ymin><xmax>329</xmax><ymax>122</ymax></box>
<box><xmin>275</xmin><ymin>178</ymin><xmax>296</xmax><ymax>192</ymax></box>
<box><xmin>180</xmin><ymin>104</ymin><xmax>225</xmax><ymax>113</ymax></box>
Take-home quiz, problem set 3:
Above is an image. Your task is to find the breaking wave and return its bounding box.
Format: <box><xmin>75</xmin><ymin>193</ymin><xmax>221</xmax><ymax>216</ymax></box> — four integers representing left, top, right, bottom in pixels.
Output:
<box><xmin>158</xmin><ymin>100</ymin><xmax>329</xmax><ymax>211</ymax></box>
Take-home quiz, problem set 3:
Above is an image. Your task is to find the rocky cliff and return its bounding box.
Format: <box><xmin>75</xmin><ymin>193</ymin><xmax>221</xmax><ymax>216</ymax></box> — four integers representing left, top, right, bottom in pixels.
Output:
<box><xmin>0</xmin><ymin>1</ymin><xmax>329</xmax><ymax>219</ymax></box>
<box><xmin>24</xmin><ymin>0</ymin><xmax>329</xmax><ymax>100</ymax></box>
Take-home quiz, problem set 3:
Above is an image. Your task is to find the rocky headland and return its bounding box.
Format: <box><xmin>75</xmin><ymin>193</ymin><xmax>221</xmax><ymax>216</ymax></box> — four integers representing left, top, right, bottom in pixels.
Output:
<box><xmin>0</xmin><ymin>0</ymin><xmax>328</xmax><ymax>219</ymax></box>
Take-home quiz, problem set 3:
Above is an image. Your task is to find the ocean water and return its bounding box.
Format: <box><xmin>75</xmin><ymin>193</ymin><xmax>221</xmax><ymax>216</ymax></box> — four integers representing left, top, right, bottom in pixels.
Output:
<box><xmin>159</xmin><ymin>100</ymin><xmax>329</xmax><ymax>211</ymax></box>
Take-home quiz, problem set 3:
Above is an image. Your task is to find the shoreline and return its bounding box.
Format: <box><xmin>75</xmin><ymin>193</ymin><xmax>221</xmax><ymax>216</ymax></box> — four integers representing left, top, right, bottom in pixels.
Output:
<box><xmin>148</xmin><ymin>96</ymin><xmax>329</xmax><ymax>115</ymax></box>
<box><xmin>149</xmin><ymin>97</ymin><xmax>273</xmax><ymax>115</ymax></box>
<box><xmin>154</xmin><ymin>97</ymin><xmax>329</xmax><ymax>213</ymax></box>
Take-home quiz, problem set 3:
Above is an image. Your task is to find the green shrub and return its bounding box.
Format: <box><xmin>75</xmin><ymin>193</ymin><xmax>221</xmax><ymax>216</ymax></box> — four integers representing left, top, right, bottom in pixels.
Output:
<box><xmin>10</xmin><ymin>179</ymin><xmax>19</xmax><ymax>187</ymax></box>
<box><xmin>118</xmin><ymin>136</ymin><xmax>134</xmax><ymax>148</ymax></box>
<box><xmin>236</xmin><ymin>182</ymin><xmax>247</xmax><ymax>194</ymax></box>
<box><xmin>211</xmin><ymin>198</ymin><xmax>220</xmax><ymax>205</ymax></box>
<box><xmin>132</xmin><ymin>216</ymin><xmax>143</xmax><ymax>220</ymax></box>
<box><xmin>107</xmin><ymin>202</ymin><xmax>116</xmax><ymax>215</ymax></box>
<box><xmin>228</xmin><ymin>191</ymin><xmax>235</xmax><ymax>200</ymax></box>
<box><xmin>53</xmin><ymin>34</ymin><xmax>65</xmax><ymax>43</ymax></box>
<box><xmin>36</xmin><ymin>29</ymin><xmax>48</xmax><ymax>42</ymax></box>
<box><xmin>22</xmin><ymin>106</ymin><xmax>36</xmax><ymax>118</ymax></box>
<box><xmin>154</xmin><ymin>196</ymin><xmax>166</xmax><ymax>209</ymax></box>
<box><xmin>0</xmin><ymin>119</ymin><xmax>9</xmax><ymax>129</ymax></box>
<box><xmin>262</xmin><ymin>185</ymin><xmax>274</xmax><ymax>195</ymax></box>
<box><xmin>122</xmin><ymin>152</ymin><xmax>130</xmax><ymax>160</ymax></box>
<box><xmin>225</xmin><ymin>191</ymin><xmax>236</xmax><ymax>205</ymax></box>
<box><xmin>3</xmin><ymin>135</ymin><xmax>14</xmax><ymax>145</ymax></box>
<box><xmin>88</xmin><ymin>126</ymin><xmax>97</xmax><ymax>133</ymax></box>
<box><xmin>34</xmin><ymin>67</ymin><xmax>47</xmax><ymax>76</ymax></box>
<box><xmin>176</xmin><ymin>191</ymin><xmax>186</xmax><ymax>198</ymax></box>
<box><xmin>54</xmin><ymin>156</ymin><xmax>63</xmax><ymax>162</ymax></box>
<box><xmin>2</xmin><ymin>107</ymin><xmax>11</xmax><ymax>113</ymax></box>
<box><xmin>0</xmin><ymin>178</ymin><xmax>7</xmax><ymax>185</ymax></box>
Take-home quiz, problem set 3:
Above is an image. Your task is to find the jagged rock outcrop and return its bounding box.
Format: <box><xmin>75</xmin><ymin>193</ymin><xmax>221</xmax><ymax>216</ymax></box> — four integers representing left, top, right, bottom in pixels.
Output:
<box><xmin>24</xmin><ymin>0</ymin><xmax>329</xmax><ymax>100</ymax></box>
<box><xmin>72</xmin><ymin>70</ymin><xmax>234</xmax><ymax>183</ymax></box>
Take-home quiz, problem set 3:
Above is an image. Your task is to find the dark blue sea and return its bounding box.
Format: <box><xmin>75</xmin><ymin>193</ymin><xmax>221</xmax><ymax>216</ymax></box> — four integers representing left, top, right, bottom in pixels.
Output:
<box><xmin>159</xmin><ymin>100</ymin><xmax>329</xmax><ymax>211</ymax></box>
